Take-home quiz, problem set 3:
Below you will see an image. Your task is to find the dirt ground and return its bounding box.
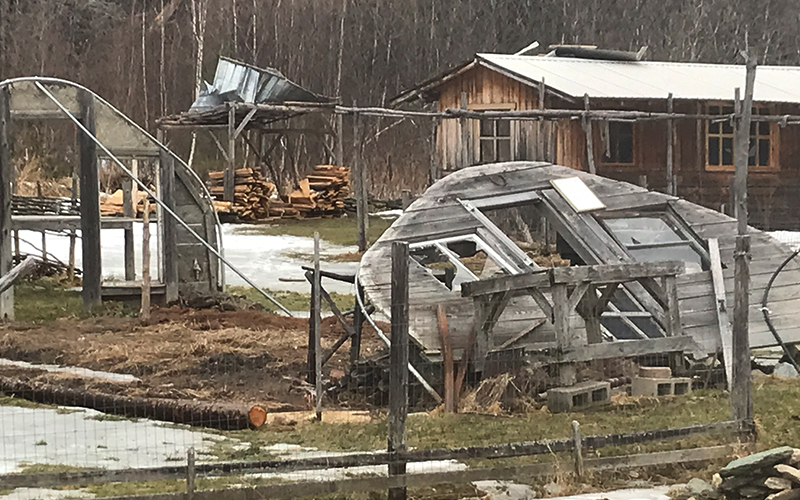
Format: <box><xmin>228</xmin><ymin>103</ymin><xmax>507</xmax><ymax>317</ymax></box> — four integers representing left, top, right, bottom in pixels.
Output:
<box><xmin>0</xmin><ymin>307</ymin><xmax>386</xmax><ymax>411</ymax></box>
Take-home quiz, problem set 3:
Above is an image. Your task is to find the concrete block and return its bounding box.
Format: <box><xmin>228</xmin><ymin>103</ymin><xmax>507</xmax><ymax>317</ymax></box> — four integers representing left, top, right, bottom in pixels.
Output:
<box><xmin>632</xmin><ymin>376</ymin><xmax>692</xmax><ymax>397</ymax></box>
<box><xmin>547</xmin><ymin>380</ymin><xmax>611</xmax><ymax>413</ymax></box>
<box><xmin>639</xmin><ymin>366</ymin><xmax>672</xmax><ymax>379</ymax></box>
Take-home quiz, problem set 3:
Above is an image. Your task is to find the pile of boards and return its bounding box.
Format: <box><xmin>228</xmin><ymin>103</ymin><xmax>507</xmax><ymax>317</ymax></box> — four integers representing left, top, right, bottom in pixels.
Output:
<box><xmin>206</xmin><ymin>165</ymin><xmax>350</xmax><ymax>220</ymax></box>
<box><xmin>207</xmin><ymin>167</ymin><xmax>276</xmax><ymax>220</ymax></box>
<box><xmin>99</xmin><ymin>189</ymin><xmax>154</xmax><ymax>217</ymax></box>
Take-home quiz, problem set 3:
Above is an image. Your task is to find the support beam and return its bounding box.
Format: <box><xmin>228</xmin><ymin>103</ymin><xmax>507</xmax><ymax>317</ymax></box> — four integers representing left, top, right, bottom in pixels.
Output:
<box><xmin>552</xmin><ymin>283</ymin><xmax>576</xmax><ymax>386</ymax></box>
<box><xmin>158</xmin><ymin>129</ymin><xmax>178</xmax><ymax>304</ymax></box>
<box><xmin>666</xmin><ymin>93</ymin><xmax>675</xmax><ymax>195</ymax></box>
<box><xmin>122</xmin><ymin>174</ymin><xmax>135</xmax><ymax>281</ymax></box>
<box><xmin>582</xmin><ymin>94</ymin><xmax>596</xmax><ymax>175</ymax></box>
<box><xmin>313</xmin><ymin>233</ymin><xmax>323</xmax><ymax>420</ymax></box>
<box><xmin>388</xmin><ymin>241</ymin><xmax>409</xmax><ymax>500</ymax></box>
<box><xmin>0</xmin><ymin>86</ymin><xmax>12</xmax><ymax>319</ymax></box>
<box><xmin>353</xmin><ymin>112</ymin><xmax>368</xmax><ymax>252</ymax></box>
<box><xmin>350</xmin><ymin>281</ymin><xmax>364</xmax><ymax>364</ymax></box>
<box><xmin>224</xmin><ymin>105</ymin><xmax>236</xmax><ymax>202</ymax></box>
<box><xmin>459</xmin><ymin>92</ymin><xmax>470</xmax><ymax>169</ymax></box>
<box><xmin>78</xmin><ymin>90</ymin><xmax>102</xmax><ymax>310</ymax></box>
<box><xmin>731</xmin><ymin>53</ymin><xmax>756</xmax><ymax>427</ymax></box>
<box><xmin>708</xmin><ymin>238</ymin><xmax>733</xmax><ymax>386</ymax></box>
<box><xmin>335</xmin><ymin>114</ymin><xmax>344</xmax><ymax>166</ymax></box>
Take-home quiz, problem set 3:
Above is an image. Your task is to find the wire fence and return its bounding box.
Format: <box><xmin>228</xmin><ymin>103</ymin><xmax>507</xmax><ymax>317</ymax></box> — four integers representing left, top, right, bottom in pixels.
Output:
<box><xmin>0</xmin><ymin>239</ymin><xmax>745</xmax><ymax>500</ymax></box>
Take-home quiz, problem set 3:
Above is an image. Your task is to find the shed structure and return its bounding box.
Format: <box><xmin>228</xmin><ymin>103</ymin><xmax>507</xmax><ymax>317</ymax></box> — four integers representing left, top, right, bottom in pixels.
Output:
<box><xmin>358</xmin><ymin>162</ymin><xmax>800</xmax><ymax>379</ymax></box>
<box><xmin>391</xmin><ymin>50</ymin><xmax>800</xmax><ymax>230</ymax></box>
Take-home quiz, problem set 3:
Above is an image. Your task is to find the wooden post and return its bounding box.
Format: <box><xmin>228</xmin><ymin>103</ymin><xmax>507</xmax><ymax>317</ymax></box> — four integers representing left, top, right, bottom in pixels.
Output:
<box><xmin>313</xmin><ymin>232</ymin><xmax>323</xmax><ymax>420</ymax></box>
<box><xmin>437</xmin><ymin>305</ymin><xmax>455</xmax><ymax>413</ymax></box>
<box><xmin>140</xmin><ymin>198</ymin><xmax>151</xmax><ymax>322</ymax></box>
<box><xmin>353</xmin><ymin>111</ymin><xmax>368</xmax><ymax>252</ymax></box>
<box><xmin>306</xmin><ymin>269</ymin><xmax>318</xmax><ymax>385</ymax></box>
<box><xmin>224</xmin><ymin>105</ymin><xmax>236</xmax><ymax>202</ymax></box>
<box><xmin>335</xmin><ymin>113</ymin><xmax>344</xmax><ymax>166</ymax></box>
<box><xmin>350</xmin><ymin>280</ymin><xmax>364</xmax><ymax>364</ymax></box>
<box><xmin>158</xmin><ymin>129</ymin><xmax>178</xmax><ymax>304</ymax></box>
<box><xmin>186</xmin><ymin>447</ymin><xmax>195</xmax><ymax>500</ymax></box>
<box><xmin>459</xmin><ymin>92</ymin><xmax>470</xmax><ymax>168</ymax></box>
<box><xmin>429</xmin><ymin>117</ymin><xmax>439</xmax><ymax>184</ymax></box>
<box><xmin>0</xmin><ymin>86</ymin><xmax>12</xmax><ymax>319</ymax></box>
<box><xmin>572</xmin><ymin>420</ymin><xmax>584</xmax><ymax>478</ymax></box>
<box><xmin>388</xmin><ymin>241</ymin><xmax>409</xmax><ymax>500</ymax></box>
<box><xmin>553</xmin><ymin>282</ymin><xmax>576</xmax><ymax>386</ymax></box>
<box><xmin>68</xmin><ymin>169</ymin><xmax>78</xmax><ymax>281</ymax></box>
<box><xmin>401</xmin><ymin>189</ymin><xmax>412</xmax><ymax>210</ymax></box>
<box><xmin>582</xmin><ymin>94</ymin><xmax>597</xmax><ymax>175</ymax></box>
<box><xmin>580</xmin><ymin>284</ymin><xmax>602</xmax><ymax>344</ymax></box>
<box><xmin>666</xmin><ymin>93</ymin><xmax>675</xmax><ymax>196</ymax></box>
<box><xmin>664</xmin><ymin>274</ymin><xmax>684</xmax><ymax>374</ymax></box>
<box><xmin>731</xmin><ymin>54</ymin><xmax>757</xmax><ymax>428</ymax></box>
<box><xmin>78</xmin><ymin>89</ymin><xmax>102</xmax><ymax>310</ymax></box>
<box><xmin>36</xmin><ymin>182</ymin><xmax>47</xmax><ymax>262</ymax></box>
<box><xmin>538</xmin><ymin>78</ymin><xmax>548</xmax><ymax>161</ymax></box>
<box><xmin>122</xmin><ymin>173</ymin><xmax>135</xmax><ymax>281</ymax></box>
<box><xmin>0</xmin><ymin>256</ymin><xmax>39</xmax><ymax>296</ymax></box>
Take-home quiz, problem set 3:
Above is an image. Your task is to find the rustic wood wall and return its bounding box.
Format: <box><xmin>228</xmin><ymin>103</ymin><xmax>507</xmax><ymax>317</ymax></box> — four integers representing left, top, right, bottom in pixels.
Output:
<box><xmin>434</xmin><ymin>63</ymin><xmax>800</xmax><ymax>230</ymax></box>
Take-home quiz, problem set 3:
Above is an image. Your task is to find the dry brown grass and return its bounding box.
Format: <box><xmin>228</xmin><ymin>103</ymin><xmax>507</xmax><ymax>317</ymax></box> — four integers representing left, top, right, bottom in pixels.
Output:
<box><xmin>14</xmin><ymin>155</ymin><xmax>72</xmax><ymax>197</ymax></box>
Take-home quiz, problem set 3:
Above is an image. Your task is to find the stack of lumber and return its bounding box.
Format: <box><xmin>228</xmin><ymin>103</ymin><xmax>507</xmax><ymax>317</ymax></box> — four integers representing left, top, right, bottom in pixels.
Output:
<box><xmin>206</xmin><ymin>167</ymin><xmax>276</xmax><ymax>221</ymax></box>
<box><xmin>268</xmin><ymin>165</ymin><xmax>351</xmax><ymax>218</ymax></box>
<box><xmin>207</xmin><ymin>165</ymin><xmax>350</xmax><ymax>220</ymax></box>
<box><xmin>11</xmin><ymin>195</ymin><xmax>79</xmax><ymax>216</ymax></box>
<box><xmin>99</xmin><ymin>189</ymin><xmax>154</xmax><ymax>217</ymax></box>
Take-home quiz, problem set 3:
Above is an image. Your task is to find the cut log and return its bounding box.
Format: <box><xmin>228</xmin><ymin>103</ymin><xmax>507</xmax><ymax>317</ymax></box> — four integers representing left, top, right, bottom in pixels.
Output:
<box><xmin>0</xmin><ymin>256</ymin><xmax>39</xmax><ymax>295</ymax></box>
<box><xmin>0</xmin><ymin>376</ymin><xmax>266</xmax><ymax>431</ymax></box>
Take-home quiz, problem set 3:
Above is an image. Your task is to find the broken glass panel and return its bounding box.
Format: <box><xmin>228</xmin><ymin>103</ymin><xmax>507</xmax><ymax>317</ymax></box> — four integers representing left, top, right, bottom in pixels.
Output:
<box><xmin>604</xmin><ymin>216</ymin><xmax>704</xmax><ymax>273</ymax></box>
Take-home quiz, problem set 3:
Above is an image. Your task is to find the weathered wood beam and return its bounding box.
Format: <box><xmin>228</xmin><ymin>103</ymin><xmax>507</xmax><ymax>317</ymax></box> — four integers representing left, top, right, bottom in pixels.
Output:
<box><xmin>708</xmin><ymin>238</ymin><xmax>733</xmax><ymax>385</ymax></box>
<box><xmin>0</xmin><ymin>86</ymin><xmax>12</xmax><ymax>319</ymax></box>
<box><xmin>78</xmin><ymin>90</ymin><xmax>102</xmax><ymax>310</ymax></box>
<box><xmin>224</xmin><ymin>105</ymin><xmax>236</xmax><ymax>202</ymax></box>
<box><xmin>666</xmin><ymin>93</ymin><xmax>675</xmax><ymax>195</ymax></box>
<box><xmin>560</xmin><ymin>336</ymin><xmax>701</xmax><ymax>363</ymax></box>
<box><xmin>0</xmin><ymin>256</ymin><xmax>39</xmax><ymax>295</ymax></box>
<box><xmin>461</xmin><ymin>270</ymin><xmax>549</xmax><ymax>298</ymax></box>
<box><xmin>233</xmin><ymin>107</ymin><xmax>259</xmax><ymax>139</ymax></box>
<box><xmin>389</xmin><ymin>241</ymin><xmax>410</xmax><ymax>500</ymax></box>
<box><xmin>551</xmin><ymin>261</ymin><xmax>684</xmax><ymax>285</ymax></box>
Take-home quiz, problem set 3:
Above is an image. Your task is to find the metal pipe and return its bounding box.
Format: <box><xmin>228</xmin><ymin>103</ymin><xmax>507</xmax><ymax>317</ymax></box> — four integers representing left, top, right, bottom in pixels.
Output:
<box><xmin>32</xmin><ymin>81</ymin><xmax>293</xmax><ymax>316</ymax></box>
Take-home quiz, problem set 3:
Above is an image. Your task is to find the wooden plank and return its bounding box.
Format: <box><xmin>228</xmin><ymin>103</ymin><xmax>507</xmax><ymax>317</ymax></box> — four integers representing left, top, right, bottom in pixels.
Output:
<box><xmin>64</xmin><ymin>445</ymin><xmax>735</xmax><ymax>500</ymax></box>
<box><xmin>465</xmin><ymin>190</ymin><xmax>541</xmax><ymax>210</ymax></box>
<box><xmin>553</xmin><ymin>283</ymin><xmax>576</xmax><ymax>385</ymax></box>
<box><xmin>140</xmin><ymin>199</ymin><xmax>151</xmax><ymax>321</ymax></box>
<box><xmin>461</xmin><ymin>270</ymin><xmax>549</xmax><ymax>297</ymax></box>
<box><xmin>560</xmin><ymin>336</ymin><xmax>702</xmax><ymax>363</ymax></box>
<box><xmin>437</xmin><ymin>305</ymin><xmax>455</xmax><ymax>413</ymax></box>
<box><xmin>389</xmin><ymin>241</ymin><xmax>410</xmax><ymax>500</ymax></box>
<box><xmin>666</xmin><ymin>93</ymin><xmax>675</xmax><ymax>195</ymax></box>
<box><xmin>708</xmin><ymin>238</ymin><xmax>733</xmax><ymax>386</ymax></box>
<box><xmin>0</xmin><ymin>256</ymin><xmax>39</xmax><ymax>295</ymax></box>
<box><xmin>351</xmin><ymin>281</ymin><xmax>365</xmax><ymax>363</ymax></box>
<box><xmin>78</xmin><ymin>89</ymin><xmax>101</xmax><ymax>310</ymax></box>
<box><xmin>664</xmin><ymin>275</ymin><xmax>682</xmax><ymax>337</ymax></box>
<box><xmin>0</xmin><ymin>86</ymin><xmax>11</xmax><ymax>319</ymax></box>
<box><xmin>551</xmin><ymin>261</ymin><xmax>684</xmax><ymax>285</ymax></box>
<box><xmin>578</xmin><ymin>284</ymin><xmax>602</xmax><ymax>344</ymax></box>
<box><xmin>582</xmin><ymin>94</ymin><xmax>596</xmax><ymax>174</ymax></box>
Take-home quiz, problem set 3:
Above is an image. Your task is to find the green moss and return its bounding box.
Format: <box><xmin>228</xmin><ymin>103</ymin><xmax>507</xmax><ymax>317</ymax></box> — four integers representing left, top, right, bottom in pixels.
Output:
<box><xmin>233</xmin><ymin>216</ymin><xmax>392</xmax><ymax>247</ymax></box>
<box><xmin>227</xmin><ymin>286</ymin><xmax>354</xmax><ymax>314</ymax></box>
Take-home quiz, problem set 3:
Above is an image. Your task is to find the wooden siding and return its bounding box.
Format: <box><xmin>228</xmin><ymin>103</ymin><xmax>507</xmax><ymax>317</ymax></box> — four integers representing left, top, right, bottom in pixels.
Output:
<box><xmin>433</xmin><ymin>63</ymin><xmax>800</xmax><ymax>230</ymax></box>
<box><xmin>435</xmin><ymin>66</ymin><xmax>554</xmax><ymax>173</ymax></box>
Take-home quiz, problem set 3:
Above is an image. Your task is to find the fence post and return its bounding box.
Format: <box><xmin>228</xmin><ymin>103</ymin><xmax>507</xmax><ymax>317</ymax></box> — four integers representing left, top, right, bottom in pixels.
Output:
<box><xmin>0</xmin><ymin>85</ymin><xmax>12</xmax><ymax>320</ymax></box>
<box><xmin>572</xmin><ymin>420</ymin><xmax>584</xmax><ymax>478</ymax></box>
<box><xmin>140</xmin><ymin>199</ymin><xmax>151</xmax><ymax>322</ymax></box>
<box><xmin>388</xmin><ymin>241</ymin><xmax>409</xmax><ymax>500</ymax></box>
<box><xmin>731</xmin><ymin>54</ymin><xmax>756</xmax><ymax>430</ymax></box>
<box><xmin>186</xmin><ymin>447</ymin><xmax>196</xmax><ymax>500</ymax></box>
<box><xmin>313</xmin><ymin>232</ymin><xmax>323</xmax><ymax>421</ymax></box>
<box><xmin>78</xmin><ymin>89</ymin><xmax>102</xmax><ymax>310</ymax></box>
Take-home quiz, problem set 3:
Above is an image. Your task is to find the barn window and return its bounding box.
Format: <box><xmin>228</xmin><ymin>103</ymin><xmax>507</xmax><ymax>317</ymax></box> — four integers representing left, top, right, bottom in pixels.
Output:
<box><xmin>600</xmin><ymin>121</ymin><xmax>634</xmax><ymax>164</ymax></box>
<box><xmin>706</xmin><ymin>105</ymin><xmax>777</xmax><ymax>170</ymax></box>
<box><xmin>479</xmin><ymin>118</ymin><xmax>512</xmax><ymax>163</ymax></box>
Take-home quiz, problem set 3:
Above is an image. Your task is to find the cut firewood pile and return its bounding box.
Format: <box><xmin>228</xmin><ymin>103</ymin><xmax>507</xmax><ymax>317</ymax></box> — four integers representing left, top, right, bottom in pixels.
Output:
<box><xmin>206</xmin><ymin>165</ymin><xmax>350</xmax><ymax>221</ymax></box>
<box><xmin>669</xmin><ymin>446</ymin><xmax>800</xmax><ymax>500</ymax></box>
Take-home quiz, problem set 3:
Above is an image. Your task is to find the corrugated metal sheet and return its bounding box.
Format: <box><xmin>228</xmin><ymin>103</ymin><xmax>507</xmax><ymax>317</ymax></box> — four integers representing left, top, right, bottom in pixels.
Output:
<box><xmin>191</xmin><ymin>56</ymin><xmax>329</xmax><ymax>110</ymax></box>
<box><xmin>477</xmin><ymin>53</ymin><xmax>800</xmax><ymax>103</ymax></box>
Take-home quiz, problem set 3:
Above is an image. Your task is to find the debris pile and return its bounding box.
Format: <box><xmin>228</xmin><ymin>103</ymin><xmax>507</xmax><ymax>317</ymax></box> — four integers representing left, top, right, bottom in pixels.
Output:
<box><xmin>713</xmin><ymin>446</ymin><xmax>800</xmax><ymax>500</ymax></box>
<box><xmin>671</xmin><ymin>447</ymin><xmax>800</xmax><ymax>500</ymax></box>
<box><xmin>207</xmin><ymin>165</ymin><xmax>350</xmax><ymax>220</ymax></box>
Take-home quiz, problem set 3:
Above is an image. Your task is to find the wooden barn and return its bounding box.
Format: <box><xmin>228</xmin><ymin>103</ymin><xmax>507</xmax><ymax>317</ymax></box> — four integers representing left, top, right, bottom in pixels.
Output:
<box><xmin>391</xmin><ymin>48</ymin><xmax>800</xmax><ymax>230</ymax></box>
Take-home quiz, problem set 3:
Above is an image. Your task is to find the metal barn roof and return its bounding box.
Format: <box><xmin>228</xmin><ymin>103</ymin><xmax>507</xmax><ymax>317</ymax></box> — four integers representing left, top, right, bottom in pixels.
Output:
<box><xmin>392</xmin><ymin>53</ymin><xmax>800</xmax><ymax>105</ymax></box>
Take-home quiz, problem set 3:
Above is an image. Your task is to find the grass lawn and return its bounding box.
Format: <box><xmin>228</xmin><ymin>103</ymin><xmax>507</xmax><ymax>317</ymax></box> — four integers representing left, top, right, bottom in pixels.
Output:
<box><xmin>227</xmin><ymin>285</ymin><xmax>355</xmax><ymax>313</ymax></box>
<box><xmin>12</xmin><ymin>277</ymin><xmax>133</xmax><ymax>323</ymax></box>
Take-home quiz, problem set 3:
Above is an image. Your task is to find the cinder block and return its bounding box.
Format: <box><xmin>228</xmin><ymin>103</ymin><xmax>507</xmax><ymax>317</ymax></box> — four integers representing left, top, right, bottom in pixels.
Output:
<box><xmin>632</xmin><ymin>377</ymin><xmax>692</xmax><ymax>397</ymax></box>
<box><xmin>638</xmin><ymin>366</ymin><xmax>672</xmax><ymax>379</ymax></box>
<box><xmin>547</xmin><ymin>381</ymin><xmax>611</xmax><ymax>413</ymax></box>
